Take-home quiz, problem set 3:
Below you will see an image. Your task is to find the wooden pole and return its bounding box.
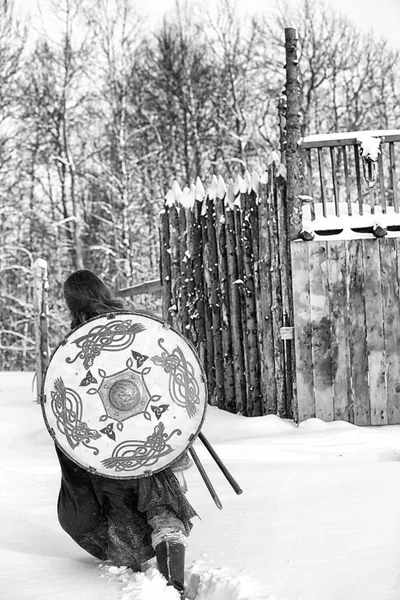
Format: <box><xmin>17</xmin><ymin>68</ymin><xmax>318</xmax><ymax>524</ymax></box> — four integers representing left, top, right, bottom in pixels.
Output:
<box><xmin>33</xmin><ymin>258</ymin><xmax>49</xmax><ymax>403</ymax></box>
<box><xmin>206</xmin><ymin>189</ymin><xmax>224</xmax><ymax>407</ymax></box>
<box><xmin>241</xmin><ymin>182</ymin><xmax>262</xmax><ymax>416</ymax></box>
<box><xmin>215</xmin><ymin>178</ymin><xmax>235</xmax><ymax>412</ymax></box>
<box><xmin>160</xmin><ymin>208</ymin><xmax>172</xmax><ymax>323</ymax></box>
<box><xmin>284</xmin><ymin>27</ymin><xmax>303</xmax><ymax>241</ymax></box>
<box><xmin>258</xmin><ymin>171</ymin><xmax>277</xmax><ymax>415</ymax></box>
<box><xmin>189</xmin><ymin>445</ymin><xmax>223</xmax><ymax>510</ymax></box>
<box><xmin>199</xmin><ymin>432</ymin><xmax>243</xmax><ymax>495</ymax></box>
<box><xmin>225</xmin><ymin>185</ymin><xmax>246</xmax><ymax>414</ymax></box>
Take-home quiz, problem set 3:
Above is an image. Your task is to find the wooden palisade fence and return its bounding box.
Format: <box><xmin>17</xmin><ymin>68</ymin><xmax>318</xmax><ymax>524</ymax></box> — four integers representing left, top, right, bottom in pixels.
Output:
<box><xmin>159</xmin><ymin>156</ymin><xmax>293</xmax><ymax>418</ymax></box>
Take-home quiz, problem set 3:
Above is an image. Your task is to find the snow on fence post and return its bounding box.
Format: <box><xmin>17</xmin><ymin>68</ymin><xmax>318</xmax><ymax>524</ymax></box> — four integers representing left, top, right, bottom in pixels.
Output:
<box><xmin>215</xmin><ymin>176</ymin><xmax>236</xmax><ymax>413</ymax></box>
<box><xmin>224</xmin><ymin>181</ymin><xmax>246</xmax><ymax>415</ymax></box>
<box><xmin>160</xmin><ymin>206</ymin><xmax>172</xmax><ymax>324</ymax></box>
<box><xmin>33</xmin><ymin>258</ymin><xmax>49</xmax><ymax>403</ymax></box>
<box><xmin>241</xmin><ymin>172</ymin><xmax>262</xmax><ymax>416</ymax></box>
<box><xmin>206</xmin><ymin>176</ymin><xmax>224</xmax><ymax>407</ymax></box>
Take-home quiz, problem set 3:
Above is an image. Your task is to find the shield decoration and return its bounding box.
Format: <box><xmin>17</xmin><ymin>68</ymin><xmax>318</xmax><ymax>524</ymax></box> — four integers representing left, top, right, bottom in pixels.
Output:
<box><xmin>41</xmin><ymin>311</ymin><xmax>207</xmax><ymax>479</ymax></box>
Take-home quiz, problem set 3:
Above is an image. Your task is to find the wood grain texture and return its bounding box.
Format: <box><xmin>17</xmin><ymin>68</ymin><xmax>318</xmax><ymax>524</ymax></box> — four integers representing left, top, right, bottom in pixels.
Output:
<box><xmin>291</xmin><ymin>241</ymin><xmax>315</xmax><ymax>420</ymax></box>
<box><xmin>363</xmin><ymin>239</ymin><xmax>387</xmax><ymax>425</ymax></box>
<box><xmin>382</xmin><ymin>239</ymin><xmax>400</xmax><ymax>423</ymax></box>
<box><xmin>308</xmin><ymin>241</ymin><xmax>334</xmax><ymax>421</ymax></box>
<box><xmin>327</xmin><ymin>241</ymin><xmax>352</xmax><ymax>422</ymax></box>
<box><xmin>347</xmin><ymin>239</ymin><xmax>370</xmax><ymax>425</ymax></box>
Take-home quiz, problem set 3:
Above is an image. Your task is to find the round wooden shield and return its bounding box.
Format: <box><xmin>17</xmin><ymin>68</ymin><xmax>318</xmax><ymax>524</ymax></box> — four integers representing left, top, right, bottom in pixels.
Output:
<box><xmin>41</xmin><ymin>311</ymin><xmax>207</xmax><ymax>479</ymax></box>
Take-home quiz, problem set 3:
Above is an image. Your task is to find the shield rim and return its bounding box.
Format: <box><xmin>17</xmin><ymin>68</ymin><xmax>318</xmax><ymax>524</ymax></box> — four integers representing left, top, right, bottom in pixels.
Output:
<box><xmin>41</xmin><ymin>310</ymin><xmax>208</xmax><ymax>479</ymax></box>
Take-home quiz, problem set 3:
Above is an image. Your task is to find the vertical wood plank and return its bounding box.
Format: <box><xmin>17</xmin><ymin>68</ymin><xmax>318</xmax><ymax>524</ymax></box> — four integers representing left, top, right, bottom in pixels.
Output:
<box><xmin>306</xmin><ymin>148</ymin><xmax>315</xmax><ymax>220</ymax></box>
<box><xmin>317</xmin><ymin>147</ymin><xmax>328</xmax><ymax>217</ymax></box>
<box><xmin>354</xmin><ymin>145</ymin><xmax>364</xmax><ymax>216</ymax></box>
<box><xmin>309</xmin><ymin>241</ymin><xmax>334</xmax><ymax>421</ymax></box>
<box><xmin>291</xmin><ymin>241</ymin><xmax>315</xmax><ymax>421</ymax></box>
<box><xmin>342</xmin><ymin>146</ymin><xmax>352</xmax><ymax>216</ymax></box>
<box><xmin>363</xmin><ymin>239</ymin><xmax>387</xmax><ymax>424</ymax></box>
<box><xmin>382</xmin><ymin>238</ymin><xmax>400</xmax><ymax>424</ymax></box>
<box><xmin>347</xmin><ymin>240</ymin><xmax>370</xmax><ymax>425</ymax></box>
<box><xmin>259</xmin><ymin>178</ymin><xmax>277</xmax><ymax>415</ymax></box>
<box><xmin>206</xmin><ymin>197</ymin><xmax>225</xmax><ymax>407</ymax></box>
<box><xmin>330</xmin><ymin>147</ymin><xmax>340</xmax><ymax>216</ymax></box>
<box><xmin>327</xmin><ymin>241</ymin><xmax>352</xmax><ymax>422</ymax></box>
<box><xmin>225</xmin><ymin>204</ymin><xmax>246</xmax><ymax>414</ymax></box>
<box><xmin>215</xmin><ymin>194</ymin><xmax>236</xmax><ymax>413</ymax></box>
<box><xmin>389</xmin><ymin>142</ymin><xmax>399</xmax><ymax>212</ymax></box>
<box><xmin>378</xmin><ymin>152</ymin><xmax>386</xmax><ymax>213</ymax></box>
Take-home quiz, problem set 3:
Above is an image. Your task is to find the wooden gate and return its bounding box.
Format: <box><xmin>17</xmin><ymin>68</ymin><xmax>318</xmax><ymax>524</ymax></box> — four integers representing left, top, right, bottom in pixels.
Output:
<box><xmin>292</xmin><ymin>235</ymin><xmax>400</xmax><ymax>426</ymax></box>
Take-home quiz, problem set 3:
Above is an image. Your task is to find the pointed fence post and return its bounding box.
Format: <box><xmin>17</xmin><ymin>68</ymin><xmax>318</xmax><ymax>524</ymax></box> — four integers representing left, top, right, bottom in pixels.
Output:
<box><xmin>33</xmin><ymin>258</ymin><xmax>49</xmax><ymax>403</ymax></box>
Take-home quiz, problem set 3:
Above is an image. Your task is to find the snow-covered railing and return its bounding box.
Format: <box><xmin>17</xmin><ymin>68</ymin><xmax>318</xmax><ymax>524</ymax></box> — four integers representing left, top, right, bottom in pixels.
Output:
<box><xmin>299</xmin><ymin>130</ymin><xmax>400</xmax><ymax>234</ymax></box>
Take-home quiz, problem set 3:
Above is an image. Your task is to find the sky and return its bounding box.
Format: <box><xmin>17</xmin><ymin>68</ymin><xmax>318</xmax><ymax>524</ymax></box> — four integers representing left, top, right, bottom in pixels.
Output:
<box><xmin>13</xmin><ymin>0</ymin><xmax>400</xmax><ymax>50</ymax></box>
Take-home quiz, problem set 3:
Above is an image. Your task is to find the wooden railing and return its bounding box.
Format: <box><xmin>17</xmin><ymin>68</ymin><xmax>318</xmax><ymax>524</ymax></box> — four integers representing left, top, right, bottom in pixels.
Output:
<box><xmin>299</xmin><ymin>130</ymin><xmax>400</xmax><ymax>232</ymax></box>
<box><xmin>117</xmin><ymin>278</ymin><xmax>162</xmax><ymax>298</ymax></box>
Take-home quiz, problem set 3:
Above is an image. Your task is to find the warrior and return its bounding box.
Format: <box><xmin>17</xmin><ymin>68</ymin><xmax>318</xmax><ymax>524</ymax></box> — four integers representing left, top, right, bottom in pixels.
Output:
<box><xmin>55</xmin><ymin>269</ymin><xmax>196</xmax><ymax>600</ymax></box>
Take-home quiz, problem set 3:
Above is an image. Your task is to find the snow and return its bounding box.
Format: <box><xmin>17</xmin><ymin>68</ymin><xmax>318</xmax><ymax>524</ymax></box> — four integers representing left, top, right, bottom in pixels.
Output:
<box><xmin>356</xmin><ymin>134</ymin><xmax>381</xmax><ymax>162</ymax></box>
<box><xmin>302</xmin><ymin>201</ymin><xmax>400</xmax><ymax>238</ymax></box>
<box><xmin>300</xmin><ymin>130</ymin><xmax>400</xmax><ymax>146</ymax></box>
<box><xmin>3</xmin><ymin>372</ymin><xmax>400</xmax><ymax>599</ymax></box>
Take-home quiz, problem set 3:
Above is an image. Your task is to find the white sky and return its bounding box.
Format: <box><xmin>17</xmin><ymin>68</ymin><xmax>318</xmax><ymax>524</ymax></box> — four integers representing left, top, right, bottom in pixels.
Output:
<box><xmin>14</xmin><ymin>0</ymin><xmax>400</xmax><ymax>49</ymax></box>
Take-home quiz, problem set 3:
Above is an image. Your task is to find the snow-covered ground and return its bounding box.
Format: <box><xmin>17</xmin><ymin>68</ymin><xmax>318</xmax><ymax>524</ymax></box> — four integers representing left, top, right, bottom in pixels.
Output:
<box><xmin>2</xmin><ymin>372</ymin><xmax>400</xmax><ymax>600</ymax></box>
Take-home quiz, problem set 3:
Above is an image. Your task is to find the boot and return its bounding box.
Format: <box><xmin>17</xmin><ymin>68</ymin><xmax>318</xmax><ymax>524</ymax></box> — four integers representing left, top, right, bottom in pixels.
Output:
<box><xmin>155</xmin><ymin>541</ymin><xmax>185</xmax><ymax>599</ymax></box>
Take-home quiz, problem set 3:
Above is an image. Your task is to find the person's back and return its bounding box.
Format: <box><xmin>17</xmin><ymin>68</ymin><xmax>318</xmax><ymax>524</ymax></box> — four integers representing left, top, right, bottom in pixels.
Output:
<box><xmin>54</xmin><ymin>269</ymin><xmax>196</xmax><ymax>599</ymax></box>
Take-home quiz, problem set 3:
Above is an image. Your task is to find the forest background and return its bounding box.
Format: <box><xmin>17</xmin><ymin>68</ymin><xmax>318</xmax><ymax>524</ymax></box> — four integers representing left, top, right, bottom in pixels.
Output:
<box><xmin>1</xmin><ymin>0</ymin><xmax>400</xmax><ymax>370</ymax></box>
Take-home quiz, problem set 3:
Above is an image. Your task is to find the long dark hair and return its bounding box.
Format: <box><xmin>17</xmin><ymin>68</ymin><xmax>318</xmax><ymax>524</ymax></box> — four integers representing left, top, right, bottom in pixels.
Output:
<box><xmin>63</xmin><ymin>270</ymin><xmax>125</xmax><ymax>329</ymax></box>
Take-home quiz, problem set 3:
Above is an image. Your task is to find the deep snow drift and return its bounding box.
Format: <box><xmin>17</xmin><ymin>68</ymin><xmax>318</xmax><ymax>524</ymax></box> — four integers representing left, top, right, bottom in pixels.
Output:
<box><xmin>2</xmin><ymin>372</ymin><xmax>400</xmax><ymax>600</ymax></box>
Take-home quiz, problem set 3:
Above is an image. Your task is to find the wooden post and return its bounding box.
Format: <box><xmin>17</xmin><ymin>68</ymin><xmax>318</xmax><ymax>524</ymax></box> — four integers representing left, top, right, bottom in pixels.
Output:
<box><xmin>160</xmin><ymin>208</ymin><xmax>172</xmax><ymax>323</ymax></box>
<box><xmin>284</xmin><ymin>27</ymin><xmax>303</xmax><ymax>241</ymax></box>
<box><xmin>33</xmin><ymin>258</ymin><xmax>49</xmax><ymax>403</ymax></box>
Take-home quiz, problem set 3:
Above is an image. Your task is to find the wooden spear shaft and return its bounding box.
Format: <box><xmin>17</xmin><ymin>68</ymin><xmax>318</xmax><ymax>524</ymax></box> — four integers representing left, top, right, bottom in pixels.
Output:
<box><xmin>189</xmin><ymin>445</ymin><xmax>223</xmax><ymax>510</ymax></box>
<box><xmin>198</xmin><ymin>432</ymin><xmax>243</xmax><ymax>495</ymax></box>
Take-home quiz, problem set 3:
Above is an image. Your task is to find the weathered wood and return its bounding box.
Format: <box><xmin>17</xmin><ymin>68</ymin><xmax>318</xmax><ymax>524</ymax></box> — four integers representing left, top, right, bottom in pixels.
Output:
<box><xmin>214</xmin><ymin>193</ymin><xmax>235</xmax><ymax>412</ymax></box>
<box><xmin>327</xmin><ymin>241</ymin><xmax>352</xmax><ymax>421</ymax></box>
<box><xmin>380</xmin><ymin>238</ymin><xmax>400</xmax><ymax>424</ymax></box>
<box><xmin>193</xmin><ymin>199</ymin><xmax>207</xmax><ymax>368</ymax></box>
<box><xmin>291</xmin><ymin>241</ymin><xmax>315</xmax><ymax>420</ymax></box>
<box><xmin>342</xmin><ymin>146</ymin><xmax>352</xmax><ymax>216</ymax></box>
<box><xmin>308</xmin><ymin>241</ymin><xmax>334</xmax><ymax>421</ymax></box>
<box><xmin>329</xmin><ymin>147</ymin><xmax>340</xmax><ymax>216</ymax></box>
<box><xmin>269</xmin><ymin>164</ymin><xmax>286</xmax><ymax>417</ymax></box>
<box><xmin>185</xmin><ymin>207</ymin><xmax>197</xmax><ymax>346</ymax></box>
<box><xmin>378</xmin><ymin>152</ymin><xmax>386</xmax><ymax>213</ymax></box>
<box><xmin>300</xmin><ymin>131</ymin><xmax>400</xmax><ymax>149</ymax></box>
<box><xmin>242</xmin><ymin>189</ymin><xmax>262</xmax><ymax>416</ymax></box>
<box><xmin>389</xmin><ymin>142</ymin><xmax>399</xmax><ymax>212</ymax></box>
<box><xmin>200</xmin><ymin>200</ymin><xmax>215</xmax><ymax>401</ymax></box>
<box><xmin>234</xmin><ymin>194</ymin><xmax>250</xmax><ymax>412</ymax></box>
<box><xmin>118</xmin><ymin>278</ymin><xmax>162</xmax><ymax>297</ymax></box>
<box><xmin>169</xmin><ymin>205</ymin><xmax>181</xmax><ymax>329</ymax></box>
<box><xmin>275</xmin><ymin>169</ymin><xmax>294</xmax><ymax>418</ymax></box>
<box><xmin>306</xmin><ymin>148</ymin><xmax>316</xmax><ymax>220</ymax></box>
<box><xmin>258</xmin><ymin>178</ymin><xmax>277</xmax><ymax>415</ymax></box>
<box><xmin>225</xmin><ymin>201</ymin><xmax>246</xmax><ymax>414</ymax></box>
<box><xmin>317</xmin><ymin>148</ymin><xmax>328</xmax><ymax>218</ymax></box>
<box><xmin>363</xmin><ymin>240</ymin><xmax>387</xmax><ymax>424</ymax></box>
<box><xmin>33</xmin><ymin>258</ymin><xmax>49</xmax><ymax>403</ymax></box>
<box><xmin>353</xmin><ymin>145</ymin><xmax>364</xmax><ymax>216</ymax></box>
<box><xmin>206</xmin><ymin>196</ymin><xmax>224</xmax><ymax>407</ymax></box>
<box><xmin>347</xmin><ymin>240</ymin><xmax>370</xmax><ymax>425</ymax></box>
<box><xmin>178</xmin><ymin>207</ymin><xmax>189</xmax><ymax>334</ymax></box>
<box><xmin>284</xmin><ymin>27</ymin><xmax>303</xmax><ymax>240</ymax></box>
<box><xmin>160</xmin><ymin>209</ymin><xmax>172</xmax><ymax>322</ymax></box>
